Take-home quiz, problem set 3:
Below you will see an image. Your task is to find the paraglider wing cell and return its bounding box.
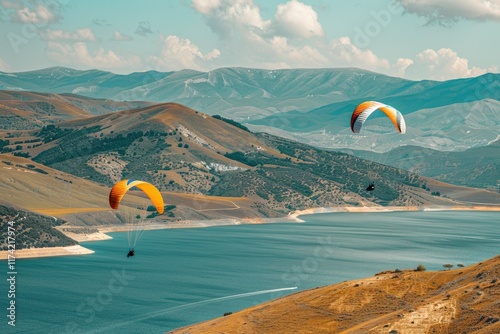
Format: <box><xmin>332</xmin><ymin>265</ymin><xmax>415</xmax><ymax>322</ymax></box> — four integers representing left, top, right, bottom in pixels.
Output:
<box><xmin>109</xmin><ymin>179</ymin><xmax>165</xmax><ymax>214</ymax></box>
<box><xmin>350</xmin><ymin>101</ymin><xmax>406</xmax><ymax>134</ymax></box>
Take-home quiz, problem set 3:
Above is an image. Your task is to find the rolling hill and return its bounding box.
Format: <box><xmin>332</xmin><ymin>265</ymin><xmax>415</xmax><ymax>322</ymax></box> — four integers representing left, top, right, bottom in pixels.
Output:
<box><xmin>249</xmin><ymin>88</ymin><xmax>500</xmax><ymax>153</ymax></box>
<box><xmin>0</xmin><ymin>90</ymin><xmax>153</xmax><ymax>130</ymax></box>
<box><xmin>0</xmin><ymin>67</ymin><xmax>420</xmax><ymax>118</ymax></box>
<box><xmin>4</xmin><ymin>101</ymin><xmax>500</xmax><ymax>215</ymax></box>
<box><xmin>1</xmin><ymin>98</ymin><xmax>499</xmax><ymax>251</ymax></box>
<box><xmin>339</xmin><ymin>139</ymin><xmax>500</xmax><ymax>190</ymax></box>
<box><xmin>1</xmin><ymin>66</ymin><xmax>498</xmax><ymax>157</ymax></box>
<box><xmin>0</xmin><ymin>203</ymin><xmax>77</xmax><ymax>250</ymax></box>
<box><xmin>0</xmin><ymin>153</ymin><xmax>274</xmax><ymax>248</ymax></box>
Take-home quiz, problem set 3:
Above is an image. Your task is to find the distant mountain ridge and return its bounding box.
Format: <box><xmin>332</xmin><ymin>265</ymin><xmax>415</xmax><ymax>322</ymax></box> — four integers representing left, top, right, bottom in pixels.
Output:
<box><xmin>0</xmin><ymin>66</ymin><xmax>444</xmax><ymax>122</ymax></box>
<box><xmin>1</xmin><ymin>67</ymin><xmax>498</xmax><ymax>152</ymax></box>
<box><xmin>2</xmin><ymin>66</ymin><xmax>499</xmax><ymax>189</ymax></box>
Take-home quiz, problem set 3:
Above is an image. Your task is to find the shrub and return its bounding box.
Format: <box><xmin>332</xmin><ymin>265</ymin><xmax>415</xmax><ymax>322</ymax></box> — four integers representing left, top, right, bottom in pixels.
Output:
<box><xmin>13</xmin><ymin>152</ymin><xmax>30</xmax><ymax>158</ymax></box>
<box><xmin>416</xmin><ymin>264</ymin><xmax>426</xmax><ymax>271</ymax></box>
<box><xmin>212</xmin><ymin>115</ymin><xmax>251</xmax><ymax>132</ymax></box>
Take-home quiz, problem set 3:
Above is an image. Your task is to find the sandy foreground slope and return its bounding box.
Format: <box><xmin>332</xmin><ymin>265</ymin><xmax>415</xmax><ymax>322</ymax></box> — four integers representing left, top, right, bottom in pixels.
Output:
<box><xmin>169</xmin><ymin>255</ymin><xmax>500</xmax><ymax>334</ymax></box>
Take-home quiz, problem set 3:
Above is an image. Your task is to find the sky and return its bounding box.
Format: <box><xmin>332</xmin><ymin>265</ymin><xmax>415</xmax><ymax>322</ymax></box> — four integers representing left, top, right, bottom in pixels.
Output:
<box><xmin>0</xmin><ymin>0</ymin><xmax>499</xmax><ymax>80</ymax></box>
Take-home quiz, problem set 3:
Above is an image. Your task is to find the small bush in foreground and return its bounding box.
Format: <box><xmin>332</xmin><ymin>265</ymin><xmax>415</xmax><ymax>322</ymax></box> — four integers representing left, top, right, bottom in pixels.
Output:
<box><xmin>416</xmin><ymin>264</ymin><xmax>426</xmax><ymax>271</ymax></box>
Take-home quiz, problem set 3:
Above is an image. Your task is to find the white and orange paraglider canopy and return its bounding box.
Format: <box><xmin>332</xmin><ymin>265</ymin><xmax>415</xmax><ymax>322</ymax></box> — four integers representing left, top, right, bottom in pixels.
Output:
<box><xmin>350</xmin><ymin>101</ymin><xmax>406</xmax><ymax>134</ymax></box>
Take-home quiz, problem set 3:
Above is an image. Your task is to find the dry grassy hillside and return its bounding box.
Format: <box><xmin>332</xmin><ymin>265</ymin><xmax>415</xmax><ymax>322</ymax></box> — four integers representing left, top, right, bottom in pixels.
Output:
<box><xmin>0</xmin><ymin>90</ymin><xmax>154</xmax><ymax>130</ymax></box>
<box><xmin>3</xmin><ymin>101</ymin><xmax>500</xmax><ymax>216</ymax></box>
<box><xmin>0</xmin><ymin>154</ymin><xmax>270</xmax><ymax>228</ymax></box>
<box><xmin>171</xmin><ymin>255</ymin><xmax>500</xmax><ymax>334</ymax></box>
<box><xmin>0</xmin><ymin>90</ymin><xmax>92</xmax><ymax>129</ymax></box>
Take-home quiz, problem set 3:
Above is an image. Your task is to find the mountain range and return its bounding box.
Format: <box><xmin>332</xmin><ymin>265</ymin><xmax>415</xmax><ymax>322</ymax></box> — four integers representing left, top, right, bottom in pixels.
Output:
<box><xmin>1</xmin><ymin>66</ymin><xmax>498</xmax><ymax>191</ymax></box>
<box><xmin>1</xmin><ymin>66</ymin><xmax>498</xmax><ymax>154</ymax></box>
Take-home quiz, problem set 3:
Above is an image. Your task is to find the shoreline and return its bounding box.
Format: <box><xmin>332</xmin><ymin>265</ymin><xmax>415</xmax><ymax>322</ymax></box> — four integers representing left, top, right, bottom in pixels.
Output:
<box><xmin>2</xmin><ymin>205</ymin><xmax>499</xmax><ymax>260</ymax></box>
<box><xmin>0</xmin><ymin>245</ymin><xmax>94</xmax><ymax>260</ymax></box>
<box><xmin>288</xmin><ymin>204</ymin><xmax>500</xmax><ymax>219</ymax></box>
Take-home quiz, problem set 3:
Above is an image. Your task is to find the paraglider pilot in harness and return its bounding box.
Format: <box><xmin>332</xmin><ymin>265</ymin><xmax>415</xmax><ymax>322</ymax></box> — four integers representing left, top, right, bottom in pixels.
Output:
<box><xmin>366</xmin><ymin>183</ymin><xmax>375</xmax><ymax>191</ymax></box>
<box><xmin>109</xmin><ymin>179</ymin><xmax>165</xmax><ymax>259</ymax></box>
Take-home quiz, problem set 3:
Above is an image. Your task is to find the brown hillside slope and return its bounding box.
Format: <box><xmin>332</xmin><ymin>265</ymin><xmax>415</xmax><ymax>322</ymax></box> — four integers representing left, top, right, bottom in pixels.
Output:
<box><xmin>0</xmin><ymin>90</ymin><xmax>155</xmax><ymax>115</ymax></box>
<box><xmin>55</xmin><ymin>102</ymin><xmax>279</xmax><ymax>155</ymax></box>
<box><xmin>0</xmin><ymin>154</ymin><xmax>267</xmax><ymax>226</ymax></box>
<box><xmin>170</xmin><ymin>255</ymin><xmax>500</xmax><ymax>334</ymax></box>
<box><xmin>0</xmin><ymin>90</ymin><xmax>92</xmax><ymax>129</ymax></box>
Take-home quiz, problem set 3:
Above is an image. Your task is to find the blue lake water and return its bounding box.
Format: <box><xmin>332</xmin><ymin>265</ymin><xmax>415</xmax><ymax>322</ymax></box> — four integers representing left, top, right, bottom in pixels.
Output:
<box><xmin>1</xmin><ymin>211</ymin><xmax>499</xmax><ymax>333</ymax></box>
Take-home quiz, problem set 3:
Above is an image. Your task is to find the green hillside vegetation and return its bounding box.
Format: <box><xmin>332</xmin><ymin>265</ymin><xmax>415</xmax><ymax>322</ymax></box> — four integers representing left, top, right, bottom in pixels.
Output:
<box><xmin>31</xmin><ymin>125</ymin><xmax>428</xmax><ymax>210</ymax></box>
<box><xmin>212</xmin><ymin>115</ymin><xmax>250</xmax><ymax>132</ymax></box>
<box><xmin>33</xmin><ymin>124</ymin><xmax>174</xmax><ymax>185</ymax></box>
<box><xmin>27</xmin><ymin>122</ymin><xmax>429</xmax><ymax>210</ymax></box>
<box><xmin>342</xmin><ymin>140</ymin><xmax>500</xmax><ymax>190</ymax></box>
<box><xmin>3</xmin><ymin>103</ymin><xmax>461</xmax><ymax>216</ymax></box>
<box><xmin>211</xmin><ymin>133</ymin><xmax>424</xmax><ymax>212</ymax></box>
<box><xmin>0</xmin><ymin>205</ymin><xmax>77</xmax><ymax>250</ymax></box>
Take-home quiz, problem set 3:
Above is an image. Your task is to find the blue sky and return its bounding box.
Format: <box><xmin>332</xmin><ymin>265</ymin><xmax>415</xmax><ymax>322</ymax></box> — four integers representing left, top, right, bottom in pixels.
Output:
<box><xmin>0</xmin><ymin>0</ymin><xmax>498</xmax><ymax>80</ymax></box>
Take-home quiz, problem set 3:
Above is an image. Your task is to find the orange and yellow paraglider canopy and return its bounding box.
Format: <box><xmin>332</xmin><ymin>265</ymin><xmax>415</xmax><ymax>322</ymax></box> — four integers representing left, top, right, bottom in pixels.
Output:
<box><xmin>109</xmin><ymin>179</ymin><xmax>164</xmax><ymax>214</ymax></box>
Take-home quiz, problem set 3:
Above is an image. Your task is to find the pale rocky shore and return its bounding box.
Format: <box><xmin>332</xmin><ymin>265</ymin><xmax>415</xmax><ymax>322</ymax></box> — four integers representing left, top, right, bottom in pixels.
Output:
<box><xmin>0</xmin><ymin>245</ymin><xmax>94</xmax><ymax>260</ymax></box>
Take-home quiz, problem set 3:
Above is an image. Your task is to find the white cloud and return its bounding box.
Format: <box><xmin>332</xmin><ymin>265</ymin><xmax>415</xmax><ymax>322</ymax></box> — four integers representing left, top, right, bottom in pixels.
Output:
<box><xmin>396</xmin><ymin>0</ymin><xmax>500</xmax><ymax>25</ymax></box>
<box><xmin>147</xmin><ymin>35</ymin><xmax>220</xmax><ymax>71</ymax></box>
<box><xmin>40</xmin><ymin>28</ymin><xmax>96</xmax><ymax>41</ymax></box>
<box><xmin>393</xmin><ymin>58</ymin><xmax>414</xmax><ymax>77</ymax></box>
<box><xmin>190</xmin><ymin>0</ymin><xmax>329</xmax><ymax>69</ymax></box>
<box><xmin>191</xmin><ymin>0</ymin><xmax>221</xmax><ymax>14</ymax></box>
<box><xmin>13</xmin><ymin>3</ymin><xmax>59</xmax><ymax>24</ymax></box>
<box><xmin>191</xmin><ymin>0</ymin><xmax>270</xmax><ymax>39</ymax></box>
<box><xmin>273</xmin><ymin>0</ymin><xmax>324</xmax><ymax>39</ymax></box>
<box><xmin>112</xmin><ymin>31</ymin><xmax>132</xmax><ymax>41</ymax></box>
<box><xmin>1</xmin><ymin>1</ymin><xmax>21</xmax><ymax>10</ymax></box>
<box><xmin>267</xmin><ymin>36</ymin><xmax>328</xmax><ymax>67</ymax></box>
<box><xmin>46</xmin><ymin>42</ymin><xmax>141</xmax><ymax>70</ymax></box>
<box><xmin>328</xmin><ymin>37</ymin><xmax>390</xmax><ymax>71</ymax></box>
<box><xmin>403</xmin><ymin>48</ymin><xmax>496</xmax><ymax>80</ymax></box>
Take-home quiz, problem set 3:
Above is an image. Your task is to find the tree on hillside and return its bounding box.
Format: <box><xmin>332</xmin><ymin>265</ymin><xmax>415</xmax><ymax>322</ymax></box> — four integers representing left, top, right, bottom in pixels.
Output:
<box><xmin>443</xmin><ymin>264</ymin><xmax>453</xmax><ymax>270</ymax></box>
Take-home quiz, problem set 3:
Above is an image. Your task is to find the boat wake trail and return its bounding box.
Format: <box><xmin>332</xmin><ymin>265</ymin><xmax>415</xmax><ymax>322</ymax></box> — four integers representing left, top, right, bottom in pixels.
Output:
<box><xmin>86</xmin><ymin>286</ymin><xmax>298</xmax><ymax>333</ymax></box>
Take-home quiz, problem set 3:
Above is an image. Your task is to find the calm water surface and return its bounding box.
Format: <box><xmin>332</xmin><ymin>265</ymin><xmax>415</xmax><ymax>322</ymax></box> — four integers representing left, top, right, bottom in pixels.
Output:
<box><xmin>2</xmin><ymin>211</ymin><xmax>499</xmax><ymax>333</ymax></box>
